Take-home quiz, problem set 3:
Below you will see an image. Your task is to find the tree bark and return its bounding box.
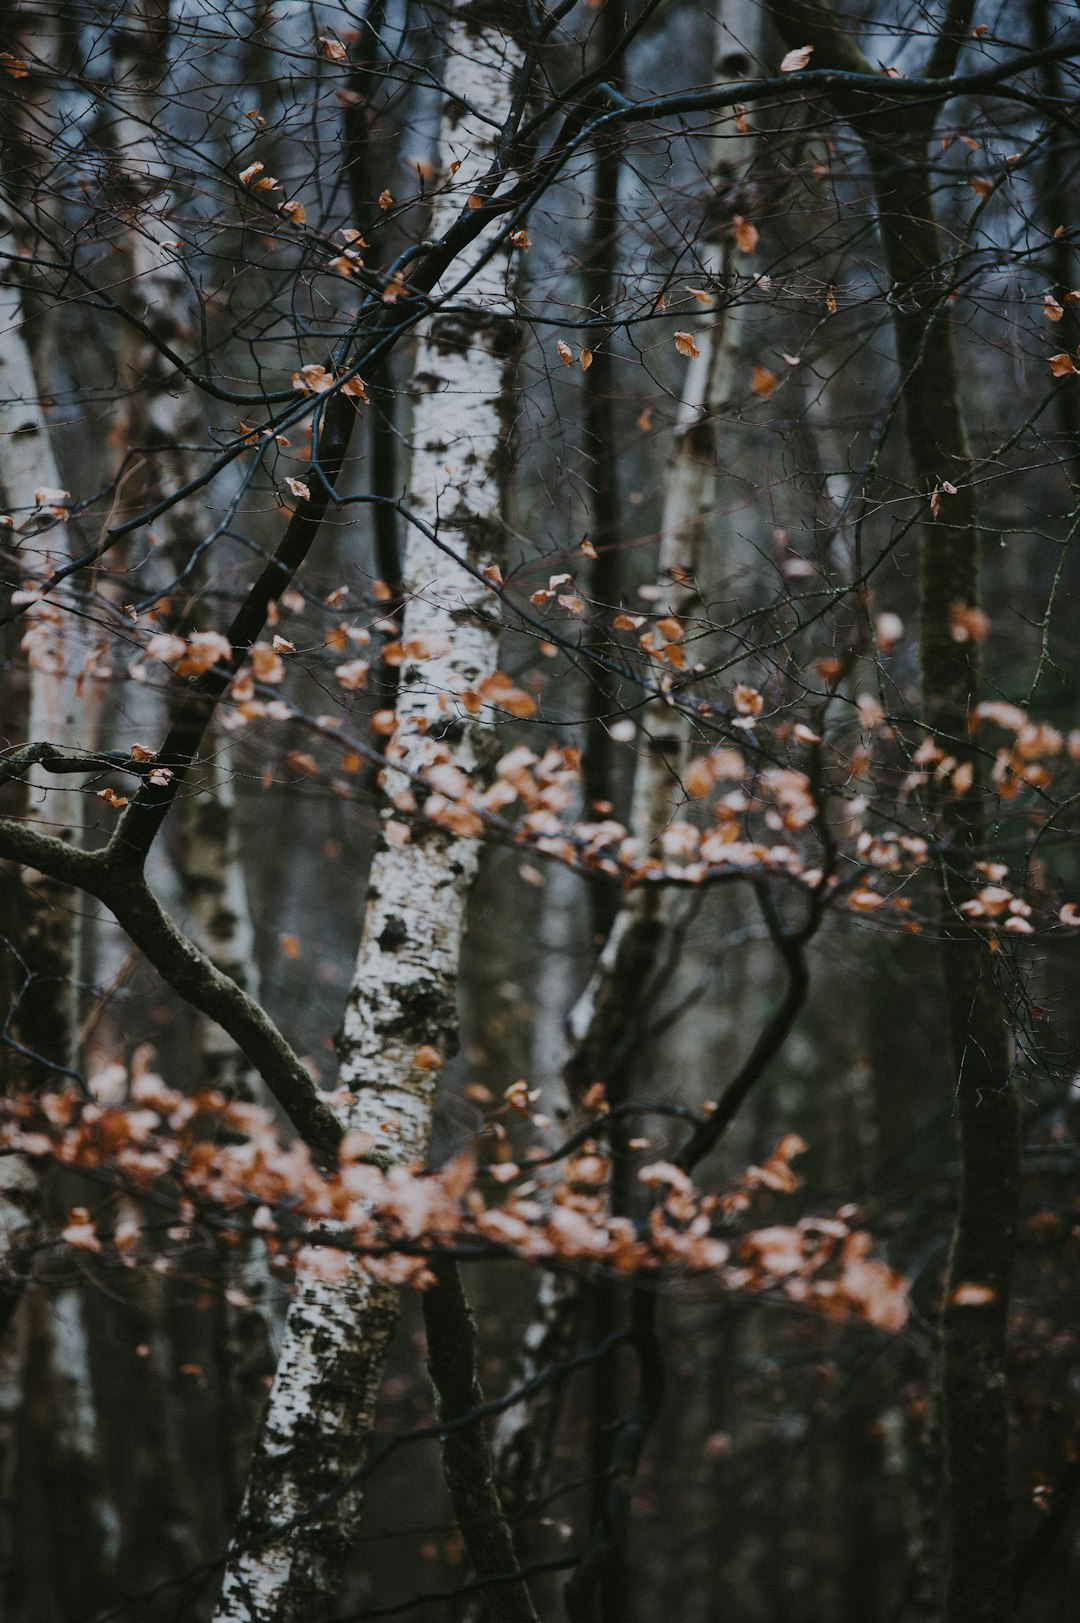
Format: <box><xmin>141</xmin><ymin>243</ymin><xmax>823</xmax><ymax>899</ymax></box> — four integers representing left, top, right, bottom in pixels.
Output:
<box><xmin>579</xmin><ymin>0</ymin><xmax>629</xmax><ymax>944</ymax></box>
<box><xmin>211</xmin><ymin>13</ymin><xmax>526</xmax><ymax>1618</ymax></box>
<box><xmin>765</xmin><ymin>5</ymin><xmax>1020</xmax><ymax>1614</ymax></box>
<box><xmin>0</xmin><ymin>18</ymin><xmax>117</xmax><ymax>1603</ymax></box>
<box><xmin>0</xmin><ymin>204</ymin><xmax>85</xmax><ymax>1083</ymax></box>
<box><xmin>110</xmin><ymin>0</ymin><xmax>265</xmax><ymax>1100</ymax></box>
<box><xmin>497</xmin><ymin>0</ymin><xmax>763</xmax><ymax>1589</ymax></box>
<box><xmin>872</xmin><ymin>139</ymin><xmax>1019</xmax><ymax>1623</ymax></box>
<box><xmin>422</xmin><ymin>1260</ymin><xmax>540</xmax><ymax>1623</ymax></box>
<box><xmin>566</xmin><ymin>0</ymin><xmax>761</xmax><ymax>1095</ymax></box>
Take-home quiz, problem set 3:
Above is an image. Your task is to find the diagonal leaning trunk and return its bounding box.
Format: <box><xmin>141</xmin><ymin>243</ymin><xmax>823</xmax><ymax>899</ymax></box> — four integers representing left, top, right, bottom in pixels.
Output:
<box><xmin>211</xmin><ymin>12</ymin><xmax>524</xmax><ymax>1620</ymax></box>
<box><xmin>565</xmin><ymin>0</ymin><xmax>759</xmax><ymax>1094</ymax></box>
<box><xmin>494</xmin><ymin>0</ymin><xmax>763</xmax><ymax>1541</ymax></box>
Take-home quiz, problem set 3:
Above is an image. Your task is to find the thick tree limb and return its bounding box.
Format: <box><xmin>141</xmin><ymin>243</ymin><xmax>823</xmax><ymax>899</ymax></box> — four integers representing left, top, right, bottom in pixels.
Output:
<box><xmin>0</xmin><ymin>813</ymin><xmax>342</xmax><ymax>1159</ymax></box>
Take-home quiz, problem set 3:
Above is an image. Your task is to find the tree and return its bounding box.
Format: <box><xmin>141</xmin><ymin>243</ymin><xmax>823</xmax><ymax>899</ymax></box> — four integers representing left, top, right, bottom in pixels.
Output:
<box><xmin>0</xmin><ymin>2</ymin><xmax>1079</xmax><ymax>1619</ymax></box>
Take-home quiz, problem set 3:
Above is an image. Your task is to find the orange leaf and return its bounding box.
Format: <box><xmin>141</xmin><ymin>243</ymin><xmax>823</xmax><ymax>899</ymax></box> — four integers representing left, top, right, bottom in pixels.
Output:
<box><xmin>335</xmin><ymin>658</ymin><xmax>369</xmax><ymax>690</ymax></box>
<box><xmin>732</xmin><ymin>215</ymin><xmax>758</xmax><ymax>253</ymax></box>
<box><xmin>250</xmin><ymin>642</ymin><xmax>285</xmax><ymax>683</ymax></box>
<box><xmin>683</xmin><ymin>758</ymin><xmax>714</xmax><ymax>799</ymax></box>
<box><xmin>61</xmin><ymin>1210</ymin><xmax>102</xmax><ymax>1252</ymax></box>
<box><xmin>750</xmin><ymin>364</ymin><xmax>779</xmax><ymax>398</ymax></box>
<box><xmin>285</xmin><ymin>751</ymin><xmax>319</xmax><ymax>776</ymax></box>
<box><xmin>475</xmin><ymin>671</ymin><xmax>538</xmax><ymax>717</ymax></box>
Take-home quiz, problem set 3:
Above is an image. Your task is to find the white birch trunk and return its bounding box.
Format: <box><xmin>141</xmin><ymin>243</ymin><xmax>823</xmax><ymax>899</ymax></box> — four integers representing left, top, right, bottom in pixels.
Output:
<box><xmin>105</xmin><ymin>0</ymin><xmax>280</xmax><ymax>1513</ymax></box>
<box><xmin>108</xmin><ymin>0</ymin><xmax>265</xmax><ymax>1098</ymax></box>
<box><xmin>212</xmin><ymin>15</ymin><xmax>524</xmax><ymax>1620</ymax></box>
<box><xmin>0</xmin><ymin>16</ymin><xmax>116</xmax><ymax>1581</ymax></box>
<box><xmin>0</xmin><ymin>214</ymin><xmax>87</xmax><ymax>1058</ymax></box>
<box><xmin>176</xmin><ymin>757</ymin><xmax>264</xmax><ymax>1096</ymax></box>
<box><xmin>566</xmin><ymin>0</ymin><xmax>762</xmax><ymax>1067</ymax></box>
<box><xmin>492</xmin><ymin>0</ymin><xmax>763</xmax><ymax>1508</ymax></box>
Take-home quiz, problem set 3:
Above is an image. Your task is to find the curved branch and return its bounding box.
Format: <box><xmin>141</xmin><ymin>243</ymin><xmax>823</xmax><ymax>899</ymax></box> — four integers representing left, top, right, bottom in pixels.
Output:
<box><xmin>0</xmin><ymin>814</ymin><xmax>342</xmax><ymax>1159</ymax></box>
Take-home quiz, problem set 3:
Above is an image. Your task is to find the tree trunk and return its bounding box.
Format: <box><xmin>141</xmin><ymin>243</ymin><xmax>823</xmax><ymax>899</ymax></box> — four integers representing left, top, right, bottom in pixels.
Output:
<box><xmin>212</xmin><ymin>13</ymin><xmax>525</xmax><ymax>1618</ymax></box>
<box><xmin>496</xmin><ymin>0</ymin><xmax>763</xmax><ymax>1583</ymax></box>
<box><xmin>579</xmin><ymin>0</ymin><xmax>628</xmax><ymax>944</ymax></box>
<box><xmin>110</xmin><ymin>0</ymin><xmax>265</xmax><ymax>1099</ymax></box>
<box><xmin>870</xmin><ymin>137</ymin><xmax>1019</xmax><ymax>1623</ymax></box>
<box><xmin>764</xmin><ymin>3</ymin><xmax>1021</xmax><ymax>1610</ymax></box>
<box><xmin>0</xmin><ymin>206</ymin><xmax>84</xmax><ymax>1082</ymax></box>
<box><xmin>565</xmin><ymin>0</ymin><xmax>760</xmax><ymax>1095</ymax></box>
<box><xmin>0</xmin><ymin>26</ymin><xmax>117</xmax><ymax>1603</ymax></box>
<box><xmin>422</xmin><ymin>1260</ymin><xmax>540</xmax><ymax>1623</ymax></box>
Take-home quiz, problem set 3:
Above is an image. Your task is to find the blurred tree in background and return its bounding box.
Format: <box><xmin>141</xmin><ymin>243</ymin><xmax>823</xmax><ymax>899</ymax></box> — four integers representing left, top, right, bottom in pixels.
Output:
<box><xmin>0</xmin><ymin>0</ymin><xmax>1079</xmax><ymax>1618</ymax></box>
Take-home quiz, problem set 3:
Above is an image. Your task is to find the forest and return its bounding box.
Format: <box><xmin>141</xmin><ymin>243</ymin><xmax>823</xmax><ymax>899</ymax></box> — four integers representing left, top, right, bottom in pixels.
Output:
<box><xmin>0</xmin><ymin>0</ymin><xmax>1078</xmax><ymax>1618</ymax></box>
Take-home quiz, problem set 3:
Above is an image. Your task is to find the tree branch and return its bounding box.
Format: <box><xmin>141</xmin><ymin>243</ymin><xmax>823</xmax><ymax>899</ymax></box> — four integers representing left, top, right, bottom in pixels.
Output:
<box><xmin>0</xmin><ymin>813</ymin><xmax>342</xmax><ymax>1159</ymax></box>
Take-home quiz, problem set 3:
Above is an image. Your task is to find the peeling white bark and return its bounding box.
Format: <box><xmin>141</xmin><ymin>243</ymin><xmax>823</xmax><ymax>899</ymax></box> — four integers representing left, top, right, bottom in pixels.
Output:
<box><xmin>1</xmin><ymin>178</ymin><xmax>89</xmax><ymax>1296</ymax></box>
<box><xmin>0</xmin><ymin>218</ymin><xmax>89</xmax><ymax>875</ymax></box>
<box><xmin>0</xmin><ymin>16</ymin><xmax>115</xmax><ymax>1578</ymax></box>
<box><xmin>212</xmin><ymin>15</ymin><xmax>524</xmax><ymax>1620</ymax></box>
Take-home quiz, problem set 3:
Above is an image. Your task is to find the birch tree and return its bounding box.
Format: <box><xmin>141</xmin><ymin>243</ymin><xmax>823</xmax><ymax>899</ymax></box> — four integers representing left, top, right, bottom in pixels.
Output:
<box><xmin>212</xmin><ymin>11</ymin><xmax>528</xmax><ymax>1617</ymax></box>
<box><xmin>109</xmin><ymin>0</ymin><xmax>263</xmax><ymax>1100</ymax></box>
<box><xmin>0</xmin><ymin>93</ymin><xmax>118</xmax><ymax>1623</ymax></box>
<box><xmin>567</xmin><ymin>0</ymin><xmax>764</xmax><ymax>1100</ymax></box>
<box><xmin>0</xmin><ymin>5</ymin><xmax>1076</xmax><ymax>1617</ymax></box>
<box><xmin>495</xmin><ymin>0</ymin><xmax>767</xmax><ymax>1531</ymax></box>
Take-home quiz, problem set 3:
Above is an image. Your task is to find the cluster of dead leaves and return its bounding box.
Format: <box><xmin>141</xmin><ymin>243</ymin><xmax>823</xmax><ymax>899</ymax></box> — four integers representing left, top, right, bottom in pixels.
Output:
<box><xmin>291</xmin><ymin>362</ymin><xmax>369</xmax><ymax>403</ymax></box>
<box><xmin>1</xmin><ymin>1071</ymin><xmax>908</xmax><ymax>1329</ymax></box>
